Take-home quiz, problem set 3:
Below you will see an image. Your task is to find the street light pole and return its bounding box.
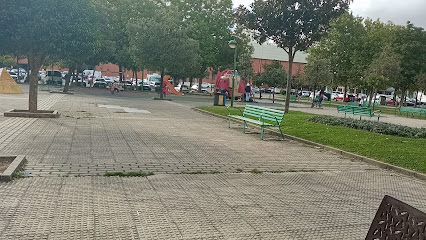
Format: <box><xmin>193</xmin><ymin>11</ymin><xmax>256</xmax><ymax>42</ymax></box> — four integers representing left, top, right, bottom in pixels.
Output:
<box><xmin>228</xmin><ymin>40</ymin><xmax>237</xmax><ymax>107</ymax></box>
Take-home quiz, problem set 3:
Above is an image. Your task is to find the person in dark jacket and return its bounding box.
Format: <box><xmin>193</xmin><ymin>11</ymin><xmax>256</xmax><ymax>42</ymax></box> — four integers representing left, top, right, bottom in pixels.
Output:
<box><xmin>245</xmin><ymin>83</ymin><xmax>251</xmax><ymax>102</ymax></box>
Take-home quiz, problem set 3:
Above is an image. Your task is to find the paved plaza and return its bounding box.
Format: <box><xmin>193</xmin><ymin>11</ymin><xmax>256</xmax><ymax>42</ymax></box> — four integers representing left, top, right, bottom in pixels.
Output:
<box><xmin>0</xmin><ymin>85</ymin><xmax>426</xmax><ymax>239</ymax></box>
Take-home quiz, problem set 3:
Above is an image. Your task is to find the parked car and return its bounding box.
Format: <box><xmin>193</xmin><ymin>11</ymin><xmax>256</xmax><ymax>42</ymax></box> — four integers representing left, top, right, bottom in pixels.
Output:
<box><xmin>93</xmin><ymin>78</ymin><xmax>107</xmax><ymax>88</ymax></box>
<box><xmin>42</xmin><ymin>70</ymin><xmax>63</xmax><ymax>85</ymax></box>
<box><xmin>176</xmin><ymin>82</ymin><xmax>190</xmax><ymax>93</ymax></box>
<box><xmin>302</xmin><ymin>91</ymin><xmax>310</xmax><ymax>97</ymax></box>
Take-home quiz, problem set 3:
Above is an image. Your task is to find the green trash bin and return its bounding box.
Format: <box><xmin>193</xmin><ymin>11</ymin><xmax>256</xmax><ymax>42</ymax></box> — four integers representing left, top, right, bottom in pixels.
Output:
<box><xmin>214</xmin><ymin>93</ymin><xmax>226</xmax><ymax>106</ymax></box>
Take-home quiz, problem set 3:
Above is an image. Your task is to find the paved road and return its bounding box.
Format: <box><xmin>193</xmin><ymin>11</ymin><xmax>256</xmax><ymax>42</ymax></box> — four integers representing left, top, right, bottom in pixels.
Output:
<box><xmin>0</xmin><ymin>85</ymin><xmax>425</xmax><ymax>239</ymax></box>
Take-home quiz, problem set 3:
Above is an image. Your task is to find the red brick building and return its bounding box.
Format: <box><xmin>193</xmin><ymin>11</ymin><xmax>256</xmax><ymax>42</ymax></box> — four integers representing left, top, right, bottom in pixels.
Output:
<box><xmin>17</xmin><ymin>41</ymin><xmax>307</xmax><ymax>84</ymax></box>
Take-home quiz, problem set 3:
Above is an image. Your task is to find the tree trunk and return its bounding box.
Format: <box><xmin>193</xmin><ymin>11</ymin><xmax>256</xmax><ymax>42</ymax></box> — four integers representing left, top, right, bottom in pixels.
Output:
<box><xmin>284</xmin><ymin>48</ymin><xmax>294</xmax><ymax>113</ymax></box>
<box><xmin>159</xmin><ymin>68</ymin><xmax>164</xmax><ymax>99</ymax></box>
<box><xmin>401</xmin><ymin>88</ymin><xmax>406</xmax><ymax>107</ymax></box>
<box><xmin>63</xmin><ymin>66</ymin><xmax>75</xmax><ymax>93</ymax></box>
<box><xmin>272</xmin><ymin>87</ymin><xmax>275</xmax><ymax>103</ymax></box>
<box><xmin>367</xmin><ymin>89</ymin><xmax>373</xmax><ymax>108</ymax></box>
<box><xmin>372</xmin><ymin>89</ymin><xmax>377</xmax><ymax>111</ymax></box>
<box><xmin>119</xmin><ymin>66</ymin><xmax>123</xmax><ymax>83</ymax></box>
<box><xmin>343</xmin><ymin>85</ymin><xmax>347</xmax><ymax>103</ymax></box>
<box><xmin>415</xmin><ymin>91</ymin><xmax>419</xmax><ymax>108</ymax></box>
<box><xmin>198</xmin><ymin>76</ymin><xmax>202</xmax><ymax>93</ymax></box>
<box><xmin>393</xmin><ymin>91</ymin><xmax>397</xmax><ymax>106</ymax></box>
<box><xmin>28</xmin><ymin>53</ymin><xmax>44</xmax><ymax>112</ymax></box>
<box><xmin>311</xmin><ymin>87</ymin><xmax>316</xmax><ymax>108</ymax></box>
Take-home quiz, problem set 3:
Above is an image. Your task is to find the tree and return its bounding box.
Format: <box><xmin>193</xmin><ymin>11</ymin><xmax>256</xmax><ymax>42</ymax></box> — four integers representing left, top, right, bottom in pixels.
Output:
<box><xmin>0</xmin><ymin>55</ymin><xmax>16</xmax><ymax>67</ymax></box>
<box><xmin>128</xmin><ymin>7</ymin><xmax>201</xmax><ymax>99</ymax></box>
<box><xmin>364</xmin><ymin>45</ymin><xmax>401</xmax><ymax>108</ymax></box>
<box><xmin>0</xmin><ymin>0</ymin><xmax>98</xmax><ymax>112</ymax></box>
<box><xmin>309</xmin><ymin>13</ymin><xmax>365</xmax><ymax>102</ymax></box>
<box><xmin>170</xmin><ymin>0</ymin><xmax>236</xmax><ymax>92</ymax></box>
<box><xmin>236</xmin><ymin>0</ymin><xmax>351</xmax><ymax>113</ymax></box>
<box><xmin>254</xmin><ymin>61</ymin><xmax>287</xmax><ymax>102</ymax></box>
<box><xmin>414</xmin><ymin>73</ymin><xmax>426</xmax><ymax>106</ymax></box>
<box><xmin>302</xmin><ymin>58</ymin><xmax>332</xmax><ymax>105</ymax></box>
<box><xmin>392</xmin><ymin>22</ymin><xmax>426</xmax><ymax>106</ymax></box>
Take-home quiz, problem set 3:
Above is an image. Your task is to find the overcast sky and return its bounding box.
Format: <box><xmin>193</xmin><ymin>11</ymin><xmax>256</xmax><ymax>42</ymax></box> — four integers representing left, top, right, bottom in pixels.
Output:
<box><xmin>233</xmin><ymin>0</ymin><xmax>426</xmax><ymax>28</ymax></box>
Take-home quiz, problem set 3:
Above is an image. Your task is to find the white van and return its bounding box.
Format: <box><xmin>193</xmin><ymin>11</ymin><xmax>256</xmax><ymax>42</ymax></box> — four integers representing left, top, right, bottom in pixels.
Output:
<box><xmin>41</xmin><ymin>70</ymin><xmax>63</xmax><ymax>85</ymax></box>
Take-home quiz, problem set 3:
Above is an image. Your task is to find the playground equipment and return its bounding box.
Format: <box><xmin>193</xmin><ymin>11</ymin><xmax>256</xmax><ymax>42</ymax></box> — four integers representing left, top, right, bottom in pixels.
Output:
<box><xmin>215</xmin><ymin>69</ymin><xmax>245</xmax><ymax>100</ymax></box>
<box><xmin>163</xmin><ymin>75</ymin><xmax>184</xmax><ymax>96</ymax></box>
<box><xmin>0</xmin><ymin>68</ymin><xmax>24</xmax><ymax>94</ymax></box>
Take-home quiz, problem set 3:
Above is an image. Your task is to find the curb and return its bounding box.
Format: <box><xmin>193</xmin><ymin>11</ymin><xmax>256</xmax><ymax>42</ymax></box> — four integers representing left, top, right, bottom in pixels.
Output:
<box><xmin>193</xmin><ymin>107</ymin><xmax>426</xmax><ymax>181</ymax></box>
<box><xmin>49</xmin><ymin>91</ymin><xmax>74</xmax><ymax>95</ymax></box>
<box><xmin>0</xmin><ymin>155</ymin><xmax>27</xmax><ymax>182</ymax></box>
<box><xmin>4</xmin><ymin>109</ymin><xmax>60</xmax><ymax>118</ymax></box>
<box><xmin>153</xmin><ymin>98</ymin><xmax>172</xmax><ymax>101</ymax></box>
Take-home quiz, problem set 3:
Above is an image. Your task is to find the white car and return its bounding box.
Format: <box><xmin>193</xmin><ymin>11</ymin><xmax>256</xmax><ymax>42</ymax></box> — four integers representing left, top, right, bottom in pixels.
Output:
<box><xmin>302</xmin><ymin>91</ymin><xmax>310</xmax><ymax>97</ymax></box>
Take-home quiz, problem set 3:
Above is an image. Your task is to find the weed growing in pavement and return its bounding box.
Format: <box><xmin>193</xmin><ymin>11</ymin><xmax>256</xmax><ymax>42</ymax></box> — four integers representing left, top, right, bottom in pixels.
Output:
<box><xmin>104</xmin><ymin>171</ymin><xmax>154</xmax><ymax>177</ymax></box>
<box><xmin>251</xmin><ymin>168</ymin><xmax>262</xmax><ymax>174</ymax></box>
<box><xmin>12</xmin><ymin>171</ymin><xmax>26</xmax><ymax>179</ymax></box>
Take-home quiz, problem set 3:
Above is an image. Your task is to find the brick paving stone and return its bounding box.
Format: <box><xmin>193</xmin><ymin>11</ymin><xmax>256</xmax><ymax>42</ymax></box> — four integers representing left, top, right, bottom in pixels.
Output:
<box><xmin>0</xmin><ymin>173</ymin><xmax>424</xmax><ymax>239</ymax></box>
<box><xmin>0</xmin><ymin>89</ymin><xmax>425</xmax><ymax>239</ymax></box>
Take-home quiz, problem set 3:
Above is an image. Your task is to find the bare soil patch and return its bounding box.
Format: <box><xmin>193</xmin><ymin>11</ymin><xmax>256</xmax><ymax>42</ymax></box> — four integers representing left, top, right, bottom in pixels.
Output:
<box><xmin>0</xmin><ymin>157</ymin><xmax>14</xmax><ymax>173</ymax></box>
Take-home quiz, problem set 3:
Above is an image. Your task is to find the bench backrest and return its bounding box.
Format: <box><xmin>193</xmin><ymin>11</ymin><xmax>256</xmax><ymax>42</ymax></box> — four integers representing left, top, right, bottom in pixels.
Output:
<box><xmin>366</xmin><ymin>195</ymin><xmax>426</xmax><ymax>239</ymax></box>
<box><xmin>338</xmin><ymin>105</ymin><xmax>373</xmax><ymax>115</ymax></box>
<box><xmin>400</xmin><ymin>106</ymin><xmax>426</xmax><ymax>113</ymax></box>
<box><xmin>348</xmin><ymin>102</ymin><xmax>378</xmax><ymax>107</ymax></box>
<box><xmin>243</xmin><ymin>105</ymin><xmax>284</xmax><ymax>124</ymax></box>
<box><xmin>352</xmin><ymin>107</ymin><xmax>372</xmax><ymax>115</ymax></box>
<box><xmin>347</xmin><ymin>102</ymin><xmax>359</xmax><ymax>107</ymax></box>
<box><xmin>337</xmin><ymin>105</ymin><xmax>356</xmax><ymax>112</ymax></box>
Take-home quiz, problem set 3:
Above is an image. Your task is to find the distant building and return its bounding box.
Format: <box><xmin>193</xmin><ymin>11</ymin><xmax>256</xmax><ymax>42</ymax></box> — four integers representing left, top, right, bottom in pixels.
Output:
<box><xmin>250</xmin><ymin>40</ymin><xmax>307</xmax><ymax>77</ymax></box>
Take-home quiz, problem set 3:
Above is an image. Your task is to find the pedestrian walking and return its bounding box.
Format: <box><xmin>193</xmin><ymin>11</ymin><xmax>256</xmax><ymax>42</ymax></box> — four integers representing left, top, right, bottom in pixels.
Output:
<box><xmin>245</xmin><ymin>83</ymin><xmax>251</xmax><ymax>102</ymax></box>
<box><xmin>112</xmin><ymin>81</ymin><xmax>119</xmax><ymax>94</ymax></box>
<box><xmin>359</xmin><ymin>97</ymin><xmax>364</xmax><ymax>107</ymax></box>
<box><xmin>251</xmin><ymin>84</ymin><xmax>256</xmax><ymax>102</ymax></box>
<box><xmin>318</xmin><ymin>90</ymin><xmax>324</xmax><ymax>108</ymax></box>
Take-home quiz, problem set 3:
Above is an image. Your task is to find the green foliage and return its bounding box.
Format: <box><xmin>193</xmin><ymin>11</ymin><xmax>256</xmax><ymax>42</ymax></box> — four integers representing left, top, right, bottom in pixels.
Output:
<box><xmin>309</xmin><ymin>115</ymin><xmax>426</xmax><ymax>139</ymax></box>
<box><xmin>0</xmin><ymin>55</ymin><xmax>16</xmax><ymax>66</ymax></box>
<box><xmin>415</xmin><ymin>73</ymin><xmax>426</xmax><ymax>92</ymax></box>
<box><xmin>0</xmin><ymin>0</ymin><xmax>97</xmax><ymax>60</ymax></box>
<box><xmin>254</xmin><ymin>61</ymin><xmax>287</xmax><ymax>87</ymax></box>
<box><xmin>237</xmin><ymin>0</ymin><xmax>351</xmax><ymax>112</ymax></box>
<box><xmin>392</xmin><ymin>23</ymin><xmax>426</xmax><ymax>93</ymax></box>
<box><xmin>198</xmin><ymin>106</ymin><xmax>426</xmax><ymax>173</ymax></box>
<box><xmin>309</xmin><ymin>13</ymin><xmax>365</xmax><ymax>89</ymax></box>
<box><xmin>302</xmin><ymin>58</ymin><xmax>332</xmax><ymax>89</ymax></box>
<box><xmin>128</xmin><ymin>7</ymin><xmax>201</xmax><ymax>78</ymax></box>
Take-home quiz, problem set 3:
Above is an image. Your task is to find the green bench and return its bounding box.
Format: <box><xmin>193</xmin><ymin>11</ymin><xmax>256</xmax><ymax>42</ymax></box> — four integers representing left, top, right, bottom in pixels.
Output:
<box><xmin>227</xmin><ymin>105</ymin><xmax>285</xmax><ymax>140</ymax></box>
<box><xmin>399</xmin><ymin>106</ymin><xmax>426</xmax><ymax>117</ymax></box>
<box><xmin>348</xmin><ymin>102</ymin><xmax>378</xmax><ymax>107</ymax></box>
<box><xmin>337</xmin><ymin>105</ymin><xmax>381</xmax><ymax>121</ymax></box>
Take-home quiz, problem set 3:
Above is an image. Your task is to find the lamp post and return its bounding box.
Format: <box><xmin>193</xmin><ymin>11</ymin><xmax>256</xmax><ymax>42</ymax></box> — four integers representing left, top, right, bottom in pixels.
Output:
<box><xmin>228</xmin><ymin>40</ymin><xmax>237</xmax><ymax>107</ymax></box>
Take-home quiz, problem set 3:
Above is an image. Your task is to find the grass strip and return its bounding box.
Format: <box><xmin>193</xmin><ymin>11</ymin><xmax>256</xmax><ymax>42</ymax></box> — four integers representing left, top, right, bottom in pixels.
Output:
<box><xmin>198</xmin><ymin>106</ymin><xmax>426</xmax><ymax>174</ymax></box>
